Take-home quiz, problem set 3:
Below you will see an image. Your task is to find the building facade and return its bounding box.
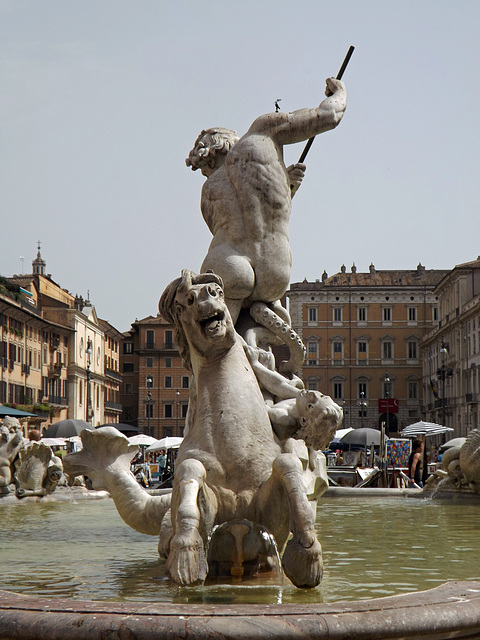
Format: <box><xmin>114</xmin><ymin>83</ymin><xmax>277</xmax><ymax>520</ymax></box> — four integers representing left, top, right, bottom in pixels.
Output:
<box><xmin>120</xmin><ymin>314</ymin><xmax>190</xmax><ymax>439</ymax></box>
<box><xmin>421</xmin><ymin>256</ymin><xmax>480</xmax><ymax>436</ymax></box>
<box><xmin>287</xmin><ymin>263</ymin><xmax>449</xmax><ymax>434</ymax></box>
<box><xmin>1</xmin><ymin>245</ymin><xmax>122</xmax><ymax>431</ymax></box>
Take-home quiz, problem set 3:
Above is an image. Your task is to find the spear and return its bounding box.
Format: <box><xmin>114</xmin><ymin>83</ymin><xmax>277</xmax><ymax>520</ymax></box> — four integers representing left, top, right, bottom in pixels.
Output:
<box><xmin>297</xmin><ymin>45</ymin><xmax>355</xmax><ymax>164</ymax></box>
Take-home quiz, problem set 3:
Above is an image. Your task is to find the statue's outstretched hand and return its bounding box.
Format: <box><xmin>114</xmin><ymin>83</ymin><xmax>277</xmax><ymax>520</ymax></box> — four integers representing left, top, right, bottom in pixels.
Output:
<box><xmin>325</xmin><ymin>77</ymin><xmax>344</xmax><ymax>97</ymax></box>
<box><xmin>287</xmin><ymin>163</ymin><xmax>306</xmax><ymax>196</ymax></box>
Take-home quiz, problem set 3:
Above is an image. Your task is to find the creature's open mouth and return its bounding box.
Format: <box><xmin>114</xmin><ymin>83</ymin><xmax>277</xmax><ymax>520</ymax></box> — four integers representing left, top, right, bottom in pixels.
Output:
<box><xmin>200</xmin><ymin>310</ymin><xmax>225</xmax><ymax>335</ymax></box>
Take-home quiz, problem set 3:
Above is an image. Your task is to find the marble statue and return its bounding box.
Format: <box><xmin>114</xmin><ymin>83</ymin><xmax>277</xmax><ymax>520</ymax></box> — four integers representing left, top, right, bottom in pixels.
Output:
<box><xmin>424</xmin><ymin>429</ymin><xmax>480</xmax><ymax>496</ymax></box>
<box><xmin>186</xmin><ymin>77</ymin><xmax>346</xmax><ymax>325</ymax></box>
<box><xmin>65</xmin><ymin>272</ymin><xmax>343</xmax><ymax>588</ymax></box>
<box><xmin>65</xmin><ymin>79</ymin><xmax>347</xmax><ymax>588</ymax></box>
<box><xmin>0</xmin><ymin>418</ymin><xmax>24</xmax><ymax>495</ymax></box>
<box><xmin>14</xmin><ymin>442</ymin><xmax>64</xmax><ymax>498</ymax></box>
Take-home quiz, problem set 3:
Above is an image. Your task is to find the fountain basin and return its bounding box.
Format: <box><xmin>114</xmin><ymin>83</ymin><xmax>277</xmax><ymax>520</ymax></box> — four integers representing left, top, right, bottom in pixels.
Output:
<box><xmin>1</xmin><ymin>581</ymin><xmax>480</xmax><ymax>639</ymax></box>
<box><xmin>2</xmin><ymin>490</ymin><xmax>480</xmax><ymax>638</ymax></box>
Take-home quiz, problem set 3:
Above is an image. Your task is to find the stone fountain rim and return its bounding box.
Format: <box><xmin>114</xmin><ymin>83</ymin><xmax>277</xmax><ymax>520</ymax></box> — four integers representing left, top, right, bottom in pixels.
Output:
<box><xmin>1</xmin><ymin>581</ymin><xmax>480</xmax><ymax>640</ymax></box>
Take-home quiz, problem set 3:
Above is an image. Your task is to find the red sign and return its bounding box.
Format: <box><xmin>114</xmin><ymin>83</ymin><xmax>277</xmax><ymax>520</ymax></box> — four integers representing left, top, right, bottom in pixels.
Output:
<box><xmin>378</xmin><ymin>398</ymin><xmax>399</xmax><ymax>413</ymax></box>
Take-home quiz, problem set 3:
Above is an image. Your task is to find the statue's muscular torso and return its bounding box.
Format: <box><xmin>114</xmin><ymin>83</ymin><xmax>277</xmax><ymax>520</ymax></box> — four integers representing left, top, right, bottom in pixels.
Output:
<box><xmin>200</xmin><ymin>132</ymin><xmax>292</xmax><ymax>305</ymax></box>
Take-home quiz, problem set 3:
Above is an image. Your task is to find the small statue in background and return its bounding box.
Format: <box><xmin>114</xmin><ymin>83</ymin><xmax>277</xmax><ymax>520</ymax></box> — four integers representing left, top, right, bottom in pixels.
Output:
<box><xmin>0</xmin><ymin>417</ymin><xmax>24</xmax><ymax>495</ymax></box>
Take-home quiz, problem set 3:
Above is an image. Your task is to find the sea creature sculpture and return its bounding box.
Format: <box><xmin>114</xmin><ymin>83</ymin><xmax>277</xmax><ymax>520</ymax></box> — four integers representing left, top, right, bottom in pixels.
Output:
<box><xmin>0</xmin><ymin>418</ymin><xmax>24</xmax><ymax>495</ymax></box>
<box><xmin>65</xmin><ymin>271</ymin><xmax>343</xmax><ymax>588</ymax></box>
<box><xmin>14</xmin><ymin>442</ymin><xmax>64</xmax><ymax>498</ymax></box>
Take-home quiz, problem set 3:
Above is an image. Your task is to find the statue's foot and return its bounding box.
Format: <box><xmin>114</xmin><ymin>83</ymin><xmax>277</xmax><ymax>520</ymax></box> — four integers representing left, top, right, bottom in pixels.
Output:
<box><xmin>282</xmin><ymin>532</ymin><xmax>323</xmax><ymax>589</ymax></box>
<box><xmin>166</xmin><ymin>530</ymin><xmax>208</xmax><ymax>585</ymax></box>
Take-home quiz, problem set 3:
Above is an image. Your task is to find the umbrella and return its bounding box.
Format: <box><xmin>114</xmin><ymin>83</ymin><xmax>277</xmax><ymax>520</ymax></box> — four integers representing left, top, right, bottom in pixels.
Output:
<box><xmin>341</xmin><ymin>428</ymin><xmax>383</xmax><ymax>447</ymax></box>
<box><xmin>401</xmin><ymin>421</ymin><xmax>454</xmax><ymax>438</ymax></box>
<box><xmin>43</xmin><ymin>419</ymin><xmax>95</xmax><ymax>438</ymax></box>
<box><xmin>128</xmin><ymin>434</ymin><xmax>158</xmax><ymax>446</ymax></box>
<box><xmin>440</xmin><ymin>437</ymin><xmax>466</xmax><ymax>452</ymax></box>
<box><xmin>40</xmin><ymin>437</ymin><xmax>66</xmax><ymax>446</ymax></box>
<box><xmin>97</xmin><ymin>423</ymin><xmax>140</xmax><ymax>434</ymax></box>
<box><xmin>0</xmin><ymin>405</ymin><xmax>38</xmax><ymax>418</ymax></box>
<box><xmin>328</xmin><ymin>428</ymin><xmax>353</xmax><ymax>449</ymax></box>
<box><xmin>147</xmin><ymin>436</ymin><xmax>183</xmax><ymax>452</ymax></box>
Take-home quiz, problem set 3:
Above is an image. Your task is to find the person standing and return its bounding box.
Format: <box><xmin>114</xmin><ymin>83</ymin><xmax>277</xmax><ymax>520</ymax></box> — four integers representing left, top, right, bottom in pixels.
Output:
<box><xmin>408</xmin><ymin>439</ymin><xmax>424</xmax><ymax>487</ymax></box>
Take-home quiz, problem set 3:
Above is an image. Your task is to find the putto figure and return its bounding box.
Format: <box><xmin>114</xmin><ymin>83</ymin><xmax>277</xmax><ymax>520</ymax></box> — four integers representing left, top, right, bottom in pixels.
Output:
<box><xmin>186</xmin><ymin>77</ymin><xmax>347</xmax><ymax>324</ymax></box>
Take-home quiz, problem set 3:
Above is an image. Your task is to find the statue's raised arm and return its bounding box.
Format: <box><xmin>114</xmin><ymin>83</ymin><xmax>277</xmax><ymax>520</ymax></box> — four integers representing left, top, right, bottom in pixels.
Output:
<box><xmin>247</xmin><ymin>78</ymin><xmax>347</xmax><ymax>145</ymax></box>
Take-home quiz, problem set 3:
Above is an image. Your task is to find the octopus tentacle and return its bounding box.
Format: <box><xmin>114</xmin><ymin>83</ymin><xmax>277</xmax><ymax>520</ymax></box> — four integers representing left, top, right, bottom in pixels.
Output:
<box><xmin>250</xmin><ymin>301</ymin><xmax>306</xmax><ymax>375</ymax></box>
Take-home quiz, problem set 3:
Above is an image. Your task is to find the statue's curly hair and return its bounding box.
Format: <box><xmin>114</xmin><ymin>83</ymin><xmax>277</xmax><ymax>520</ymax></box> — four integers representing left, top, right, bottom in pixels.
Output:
<box><xmin>159</xmin><ymin>270</ymin><xmax>224</xmax><ymax>371</ymax></box>
<box><xmin>185</xmin><ymin>128</ymin><xmax>239</xmax><ymax>172</ymax></box>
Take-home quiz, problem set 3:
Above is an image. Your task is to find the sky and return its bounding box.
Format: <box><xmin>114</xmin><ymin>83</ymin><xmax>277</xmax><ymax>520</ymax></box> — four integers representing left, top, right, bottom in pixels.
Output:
<box><xmin>1</xmin><ymin>1</ymin><xmax>479</xmax><ymax>332</ymax></box>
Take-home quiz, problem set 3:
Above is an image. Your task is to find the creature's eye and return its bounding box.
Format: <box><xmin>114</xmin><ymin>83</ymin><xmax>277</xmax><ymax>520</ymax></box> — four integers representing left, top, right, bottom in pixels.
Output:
<box><xmin>207</xmin><ymin>286</ymin><xmax>217</xmax><ymax>297</ymax></box>
<box><xmin>308</xmin><ymin>404</ymin><xmax>314</xmax><ymax>410</ymax></box>
<box><xmin>175</xmin><ymin>304</ymin><xmax>183</xmax><ymax>315</ymax></box>
<box><xmin>187</xmin><ymin>294</ymin><xmax>195</xmax><ymax>306</ymax></box>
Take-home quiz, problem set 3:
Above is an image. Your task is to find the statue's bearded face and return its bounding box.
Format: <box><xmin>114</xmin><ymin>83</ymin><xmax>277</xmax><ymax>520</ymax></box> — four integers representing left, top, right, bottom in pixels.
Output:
<box><xmin>174</xmin><ymin>280</ymin><xmax>235</xmax><ymax>356</ymax></box>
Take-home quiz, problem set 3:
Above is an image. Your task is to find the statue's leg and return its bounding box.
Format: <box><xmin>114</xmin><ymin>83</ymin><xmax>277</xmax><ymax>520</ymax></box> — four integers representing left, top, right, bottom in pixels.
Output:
<box><xmin>249</xmin><ymin>302</ymin><xmax>306</xmax><ymax>375</ymax></box>
<box><xmin>166</xmin><ymin>458</ymin><xmax>217</xmax><ymax>585</ymax></box>
<box><xmin>257</xmin><ymin>453</ymin><xmax>323</xmax><ymax>589</ymax></box>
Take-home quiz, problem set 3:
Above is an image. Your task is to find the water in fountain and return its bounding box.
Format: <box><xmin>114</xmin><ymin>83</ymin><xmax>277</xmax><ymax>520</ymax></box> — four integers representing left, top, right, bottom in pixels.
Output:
<box><xmin>2</xmin><ymin>494</ymin><xmax>480</xmax><ymax>605</ymax></box>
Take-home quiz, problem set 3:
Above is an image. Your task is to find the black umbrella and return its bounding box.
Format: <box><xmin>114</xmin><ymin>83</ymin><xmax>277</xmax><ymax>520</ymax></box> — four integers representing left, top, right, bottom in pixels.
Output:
<box><xmin>43</xmin><ymin>419</ymin><xmax>94</xmax><ymax>438</ymax></box>
<box><xmin>341</xmin><ymin>428</ymin><xmax>383</xmax><ymax>447</ymax></box>
<box><xmin>96</xmin><ymin>423</ymin><xmax>140</xmax><ymax>434</ymax></box>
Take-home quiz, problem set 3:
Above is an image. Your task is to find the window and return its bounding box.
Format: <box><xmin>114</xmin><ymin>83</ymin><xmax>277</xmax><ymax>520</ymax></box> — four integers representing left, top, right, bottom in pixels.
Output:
<box><xmin>78</xmin><ymin>379</ymin><xmax>83</xmax><ymax>405</ymax></box>
<box><xmin>333</xmin><ymin>382</ymin><xmax>343</xmax><ymax>400</ymax></box>
<box><xmin>165</xmin><ymin>357</ymin><xmax>172</xmax><ymax>368</ymax></box>
<box><xmin>383</xmin><ymin>307</ymin><xmax>392</xmax><ymax>323</ymax></box>
<box><xmin>408</xmin><ymin>381</ymin><xmax>418</xmax><ymax>399</ymax></box>
<box><xmin>165</xmin><ymin>404</ymin><xmax>173</xmax><ymax>418</ymax></box>
<box><xmin>308</xmin><ymin>307</ymin><xmax>317</xmax><ymax>322</ymax></box>
<box><xmin>306</xmin><ymin>378</ymin><xmax>319</xmax><ymax>391</ymax></box>
<box><xmin>408</xmin><ymin>307</ymin><xmax>417</xmax><ymax>323</ymax></box>
<box><xmin>124</xmin><ymin>342</ymin><xmax>133</xmax><ymax>354</ymax></box>
<box><xmin>165</xmin><ymin>330</ymin><xmax>173</xmax><ymax>349</ymax></box>
<box><xmin>357</xmin><ymin>307</ymin><xmax>367</xmax><ymax>323</ymax></box>
<box><xmin>146</xmin><ymin>357</ymin><xmax>153</xmax><ymax>367</ymax></box>
<box><xmin>333</xmin><ymin>342</ymin><xmax>343</xmax><ymax>354</ymax></box>
<box><xmin>146</xmin><ymin>330</ymin><xmax>155</xmax><ymax>348</ymax></box>
<box><xmin>123</xmin><ymin>362</ymin><xmax>134</xmax><ymax>372</ymax></box>
<box><xmin>383</xmin><ymin>341</ymin><xmax>393</xmax><ymax>360</ymax></box>
<box><xmin>408</xmin><ymin>341</ymin><xmax>418</xmax><ymax>360</ymax></box>
<box><xmin>165</xmin><ymin>376</ymin><xmax>172</xmax><ymax>388</ymax></box>
<box><xmin>182</xmin><ymin>376</ymin><xmax>190</xmax><ymax>389</ymax></box>
<box><xmin>125</xmin><ymin>383</ymin><xmax>132</xmax><ymax>394</ymax></box>
<box><xmin>146</xmin><ymin>404</ymin><xmax>154</xmax><ymax>418</ymax></box>
<box><xmin>358</xmin><ymin>382</ymin><xmax>367</xmax><ymax>397</ymax></box>
<box><xmin>433</xmin><ymin>307</ymin><xmax>438</xmax><ymax>322</ymax></box>
<box><xmin>181</xmin><ymin>403</ymin><xmax>188</xmax><ymax>418</ymax></box>
<box><xmin>307</xmin><ymin>341</ymin><xmax>318</xmax><ymax>365</ymax></box>
<box><xmin>146</xmin><ymin>375</ymin><xmax>154</xmax><ymax>388</ymax></box>
<box><xmin>358</xmin><ymin>341</ymin><xmax>367</xmax><ymax>353</ymax></box>
<box><xmin>333</xmin><ymin>308</ymin><xmax>342</xmax><ymax>323</ymax></box>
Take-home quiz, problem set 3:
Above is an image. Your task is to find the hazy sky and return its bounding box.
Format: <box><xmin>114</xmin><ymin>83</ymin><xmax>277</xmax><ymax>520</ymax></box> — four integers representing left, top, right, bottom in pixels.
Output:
<box><xmin>1</xmin><ymin>1</ymin><xmax>479</xmax><ymax>332</ymax></box>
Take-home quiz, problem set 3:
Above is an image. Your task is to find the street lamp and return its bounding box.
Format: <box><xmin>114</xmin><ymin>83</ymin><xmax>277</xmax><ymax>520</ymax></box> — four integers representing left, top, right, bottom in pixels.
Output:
<box><xmin>176</xmin><ymin>388</ymin><xmax>180</xmax><ymax>436</ymax></box>
<box><xmin>437</xmin><ymin>342</ymin><xmax>453</xmax><ymax>431</ymax></box>
<box><xmin>383</xmin><ymin>372</ymin><xmax>391</xmax><ymax>437</ymax></box>
<box><xmin>358</xmin><ymin>391</ymin><xmax>368</xmax><ymax>429</ymax></box>
<box><xmin>85</xmin><ymin>338</ymin><xmax>92</xmax><ymax>423</ymax></box>
<box><xmin>380</xmin><ymin>372</ymin><xmax>391</xmax><ymax>487</ymax></box>
<box><xmin>146</xmin><ymin>373</ymin><xmax>153</xmax><ymax>437</ymax></box>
